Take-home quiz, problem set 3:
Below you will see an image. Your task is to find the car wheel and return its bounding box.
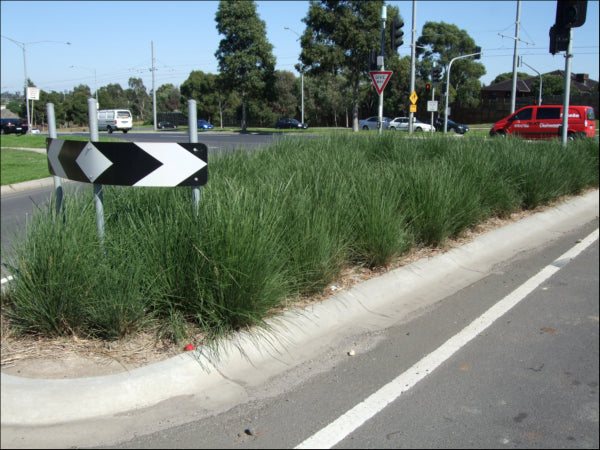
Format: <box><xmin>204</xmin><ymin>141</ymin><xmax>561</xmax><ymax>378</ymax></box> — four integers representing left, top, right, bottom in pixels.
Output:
<box><xmin>415</xmin><ymin>127</ymin><xmax>423</xmax><ymax>132</ymax></box>
<box><xmin>362</xmin><ymin>126</ymin><xmax>369</xmax><ymax>130</ymax></box>
<box><xmin>107</xmin><ymin>126</ymin><xmax>113</xmax><ymax>134</ymax></box>
<box><xmin>123</xmin><ymin>130</ymin><xmax>128</xmax><ymax>134</ymax></box>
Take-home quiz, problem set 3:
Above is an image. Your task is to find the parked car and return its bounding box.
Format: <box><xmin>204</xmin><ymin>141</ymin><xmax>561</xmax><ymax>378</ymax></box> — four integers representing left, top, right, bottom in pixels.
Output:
<box><xmin>157</xmin><ymin>121</ymin><xmax>177</xmax><ymax>129</ymax></box>
<box><xmin>0</xmin><ymin>118</ymin><xmax>28</xmax><ymax>135</ymax></box>
<box><xmin>358</xmin><ymin>116</ymin><xmax>391</xmax><ymax>130</ymax></box>
<box><xmin>489</xmin><ymin>105</ymin><xmax>595</xmax><ymax>140</ymax></box>
<box><xmin>30</xmin><ymin>127</ymin><xmax>41</xmax><ymax>134</ymax></box>
<box><xmin>197</xmin><ymin>119</ymin><xmax>214</xmax><ymax>131</ymax></box>
<box><xmin>274</xmin><ymin>118</ymin><xmax>308</xmax><ymax>129</ymax></box>
<box><xmin>389</xmin><ymin>117</ymin><xmax>434</xmax><ymax>132</ymax></box>
<box><xmin>434</xmin><ymin>117</ymin><xmax>469</xmax><ymax>134</ymax></box>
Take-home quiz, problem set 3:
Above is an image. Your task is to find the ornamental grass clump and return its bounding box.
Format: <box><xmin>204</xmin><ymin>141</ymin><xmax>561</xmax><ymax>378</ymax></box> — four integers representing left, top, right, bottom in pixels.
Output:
<box><xmin>2</xmin><ymin>133</ymin><xmax>598</xmax><ymax>344</ymax></box>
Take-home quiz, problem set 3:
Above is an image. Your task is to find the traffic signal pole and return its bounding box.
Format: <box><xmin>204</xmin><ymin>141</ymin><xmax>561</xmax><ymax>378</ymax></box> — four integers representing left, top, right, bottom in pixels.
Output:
<box><xmin>560</xmin><ymin>27</ymin><xmax>573</xmax><ymax>146</ymax></box>
<box><xmin>378</xmin><ymin>6</ymin><xmax>386</xmax><ymax>136</ymax></box>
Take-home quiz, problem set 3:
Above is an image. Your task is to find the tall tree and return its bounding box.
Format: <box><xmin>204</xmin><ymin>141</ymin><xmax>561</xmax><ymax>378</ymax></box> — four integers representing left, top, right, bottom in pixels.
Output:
<box><xmin>215</xmin><ymin>0</ymin><xmax>275</xmax><ymax>132</ymax></box>
<box><xmin>299</xmin><ymin>0</ymin><xmax>399</xmax><ymax>132</ymax></box>
<box><xmin>127</xmin><ymin>77</ymin><xmax>150</xmax><ymax>122</ymax></box>
<box><xmin>416</xmin><ymin>21</ymin><xmax>485</xmax><ymax>106</ymax></box>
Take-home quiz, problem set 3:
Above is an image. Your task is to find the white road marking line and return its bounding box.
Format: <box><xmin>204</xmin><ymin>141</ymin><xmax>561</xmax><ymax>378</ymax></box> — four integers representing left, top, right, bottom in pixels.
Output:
<box><xmin>296</xmin><ymin>228</ymin><xmax>599</xmax><ymax>449</ymax></box>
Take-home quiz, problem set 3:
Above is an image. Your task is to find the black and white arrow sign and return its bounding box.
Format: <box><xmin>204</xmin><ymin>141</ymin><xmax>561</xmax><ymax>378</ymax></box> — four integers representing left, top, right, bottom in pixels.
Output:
<box><xmin>46</xmin><ymin>139</ymin><xmax>208</xmax><ymax>186</ymax></box>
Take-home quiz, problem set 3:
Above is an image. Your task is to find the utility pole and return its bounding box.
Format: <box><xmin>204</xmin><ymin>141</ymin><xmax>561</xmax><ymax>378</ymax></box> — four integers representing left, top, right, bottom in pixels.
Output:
<box><xmin>151</xmin><ymin>41</ymin><xmax>157</xmax><ymax>131</ymax></box>
<box><xmin>498</xmin><ymin>1</ymin><xmax>533</xmax><ymax>114</ymax></box>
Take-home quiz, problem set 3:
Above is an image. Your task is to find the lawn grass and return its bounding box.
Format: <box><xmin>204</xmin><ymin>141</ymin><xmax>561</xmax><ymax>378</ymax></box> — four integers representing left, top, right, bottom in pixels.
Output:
<box><xmin>1</xmin><ymin>133</ymin><xmax>597</xmax><ymax>348</ymax></box>
<box><xmin>1</xmin><ymin>149</ymin><xmax>51</xmax><ymax>185</ymax></box>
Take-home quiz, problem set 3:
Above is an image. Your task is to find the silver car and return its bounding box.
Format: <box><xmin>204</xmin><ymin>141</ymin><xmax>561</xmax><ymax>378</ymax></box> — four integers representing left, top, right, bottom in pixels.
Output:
<box><xmin>358</xmin><ymin>116</ymin><xmax>391</xmax><ymax>130</ymax></box>
<box><xmin>389</xmin><ymin>117</ymin><xmax>434</xmax><ymax>132</ymax></box>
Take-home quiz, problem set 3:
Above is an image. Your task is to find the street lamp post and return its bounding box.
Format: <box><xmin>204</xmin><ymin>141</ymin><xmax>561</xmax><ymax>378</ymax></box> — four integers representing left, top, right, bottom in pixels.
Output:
<box><xmin>284</xmin><ymin>26</ymin><xmax>304</xmax><ymax>124</ymax></box>
<box><xmin>69</xmin><ymin>65</ymin><xmax>98</xmax><ymax>106</ymax></box>
<box><xmin>1</xmin><ymin>35</ymin><xmax>71</xmax><ymax>134</ymax></box>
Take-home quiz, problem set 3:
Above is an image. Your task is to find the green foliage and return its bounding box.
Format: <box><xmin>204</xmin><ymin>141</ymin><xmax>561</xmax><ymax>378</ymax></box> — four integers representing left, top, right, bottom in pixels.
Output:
<box><xmin>300</xmin><ymin>0</ymin><xmax>398</xmax><ymax>130</ymax></box>
<box><xmin>2</xmin><ymin>135</ymin><xmax>597</xmax><ymax>345</ymax></box>
<box><xmin>416</xmin><ymin>21</ymin><xmax>485</xmax><ymax>105</ymax></box>
<box><xmin>215</xmin><ymin>0</ymin><xmax>276</xmax><ymax>131</ymax></box>
<box><xmin>491</xmin><ymin>72</ymin><xmax>531</xmax><ymax>85</ymax></box>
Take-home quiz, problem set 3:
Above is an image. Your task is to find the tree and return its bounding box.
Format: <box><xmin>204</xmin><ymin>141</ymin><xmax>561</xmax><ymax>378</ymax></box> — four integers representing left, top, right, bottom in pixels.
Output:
<box><xmin>491</xmin><ymin>72</ymin><xmax>531</xmax><ymax>85</ymax></box>
<box><xmin>271</xmin><ymin>70</ymin><xmax>298</xmax><ymax>117</ymax></box>
<box><xmin>127</xmin><ymin>77</ymin><xmax>150</xmax><ymax>122</ymax></box>
<box><xmin>416</xmin><ymin>21</ymin><xmax>485</xmax><ymax>106</ymax></box>
<box><xmin>299</xmin><ymin>1</ymin><xmax>397</xmax><ymax>132</ymax></box>
<box><xmin>97</xmin><ymin>84</ymin><xmax>126</xmax><ymax>109</ymax></box>
<box><xmin>215</xmin><ymin>0</ymin><xmax>276</xmax><ymax>132</ymax></box>
<box><xmin>156</xmin><ymin>84</ymin><xmax>181</xmax><ymax>112</ymax></box>
<box><xmin>180</xmin><ymin>70</ymin><xmax>223</xmax><ymax>124</ymax></box>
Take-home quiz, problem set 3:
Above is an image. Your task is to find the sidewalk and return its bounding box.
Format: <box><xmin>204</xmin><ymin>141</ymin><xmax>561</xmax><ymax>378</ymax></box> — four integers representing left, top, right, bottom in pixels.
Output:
<box><xmin>1</xmin><ymin>189</ymin><xmax>598</xmax><ymax>430</ymax></box>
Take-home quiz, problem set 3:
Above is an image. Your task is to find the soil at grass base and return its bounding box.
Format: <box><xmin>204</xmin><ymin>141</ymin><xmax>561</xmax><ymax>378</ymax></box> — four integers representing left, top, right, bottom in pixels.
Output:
<box><xmin>0</xmin><ymin>193</ymin><xmax>586</xmax><ymax>380</ymax></box>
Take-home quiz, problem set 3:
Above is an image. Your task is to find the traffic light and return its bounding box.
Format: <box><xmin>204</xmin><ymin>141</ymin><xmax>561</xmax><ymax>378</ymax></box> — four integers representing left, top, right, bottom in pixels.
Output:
<box><xmin>369</xmin><ymin>50</ymin><xmax>378</xmax><ymax>71</ymax></box>
<box><xmin>474</xmin><ymin>46</ymin><xmax>482</xmax><ymax>60</ymax></box>
<box><xmin>555</xmin><ymin>0</ymin><xmax>587</xmax><ymax>28</ymax></box>
<box><xmin>391</xmin><ymin>16</ymin><xmax>404</xmax><ymax>52</ymax></box>
<box><xmin>425</xmin><ymin>83</ymin><xmax>431</xmax><ymax>94</ymax></box>
<box><xmin>549</xmin><ymin>24</ymin><xmax>570</xmax><ymax>54</ymax></box>
<box><xmin>432</xmin><ymin>66</ymin><xmax>443</xmax><ymax>83</ymax></box>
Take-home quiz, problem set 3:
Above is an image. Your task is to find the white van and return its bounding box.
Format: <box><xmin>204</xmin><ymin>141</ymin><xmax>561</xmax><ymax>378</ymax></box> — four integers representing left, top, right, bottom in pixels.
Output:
<box><xmin>97</xmin><ymin>109</ymin><xmax>133</xmax><ymax>134</ymax></box>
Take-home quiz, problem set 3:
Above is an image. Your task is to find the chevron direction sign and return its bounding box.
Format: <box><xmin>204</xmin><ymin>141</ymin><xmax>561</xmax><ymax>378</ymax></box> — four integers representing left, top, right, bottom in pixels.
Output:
<box><xmin>46</xmin><ymin>139</ymin><xmax>207</xmax><ymax>186</ymax></box>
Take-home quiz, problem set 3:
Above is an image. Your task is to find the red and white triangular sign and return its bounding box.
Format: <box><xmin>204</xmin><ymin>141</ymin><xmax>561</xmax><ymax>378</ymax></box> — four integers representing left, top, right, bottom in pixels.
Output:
<box><xmin>369</xmin><ymin>71</ymin><xmax>393</xmax><ymax>95</ymax></box>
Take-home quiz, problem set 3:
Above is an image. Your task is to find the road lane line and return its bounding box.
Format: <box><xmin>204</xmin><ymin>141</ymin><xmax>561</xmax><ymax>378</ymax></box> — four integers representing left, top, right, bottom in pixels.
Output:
<box><xmin>296</xmin><ymin>228</ymin><xmax>599</xmax><ymax>449</ymax></box>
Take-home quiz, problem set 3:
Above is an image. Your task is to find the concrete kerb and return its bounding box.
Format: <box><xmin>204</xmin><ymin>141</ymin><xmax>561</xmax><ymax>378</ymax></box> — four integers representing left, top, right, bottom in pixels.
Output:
<box><xmin>1</xmin><ymin>189</ymin><xmax>598</xmax><ymax>426</ymax></box>
<box><xmin>0</xmin><ymin>176</ymin><xmax>56</xmax><ymax>196</ymax></box>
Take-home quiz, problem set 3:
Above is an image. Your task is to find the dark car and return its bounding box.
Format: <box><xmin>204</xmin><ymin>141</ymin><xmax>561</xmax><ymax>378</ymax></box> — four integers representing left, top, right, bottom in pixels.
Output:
<box><xmin>434</xmin><ymin>117</ymin><xmax>469</xmax><ymax>134</ymax></box>
<box><xmin>1</xmin><ymin>118</ymin><xmax>28</xmax><ymax>135</ymax></box>
<box><xmin>275</xmin><ymin>118</ymin><xmax>308</xmax><ymax>129</ymax></box>
<box><xmin>157</xmin><ymin>121</ymin><xmax>177</xmax><ymax>129</ymax></box>
<box><xmin>197</xmin><ymin>119</ymin><xmax>214</xmax><ymax>131</ymax></box>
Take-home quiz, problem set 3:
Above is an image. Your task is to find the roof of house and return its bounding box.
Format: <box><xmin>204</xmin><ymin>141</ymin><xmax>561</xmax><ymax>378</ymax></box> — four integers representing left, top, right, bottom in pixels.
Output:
<box><xmin>482</xmin><ymin>71</ymin><xmax>598</xmax><ymax>94</ymax></box>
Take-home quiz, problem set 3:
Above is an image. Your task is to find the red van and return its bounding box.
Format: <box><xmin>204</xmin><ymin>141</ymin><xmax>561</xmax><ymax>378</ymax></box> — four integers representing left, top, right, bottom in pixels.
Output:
<box><xmin>490</xmin><ymin>105</ymin><xmax>595</xmax><ymax>140</ymax></box>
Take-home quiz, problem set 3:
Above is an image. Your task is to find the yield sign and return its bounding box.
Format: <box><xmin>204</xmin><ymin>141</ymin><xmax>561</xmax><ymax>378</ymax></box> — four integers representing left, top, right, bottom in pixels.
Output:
<box><xmin>369</xmin><ymin>71</ymin><xmax>393</xmax><ymax>95</ymax></box>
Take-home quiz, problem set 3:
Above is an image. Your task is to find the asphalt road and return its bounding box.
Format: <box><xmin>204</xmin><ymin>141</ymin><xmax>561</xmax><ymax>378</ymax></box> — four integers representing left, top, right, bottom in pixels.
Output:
<box><xmin>97</xmin><ymin>219</ymin><xmax>599</xmax><ymax>449</ymax></box>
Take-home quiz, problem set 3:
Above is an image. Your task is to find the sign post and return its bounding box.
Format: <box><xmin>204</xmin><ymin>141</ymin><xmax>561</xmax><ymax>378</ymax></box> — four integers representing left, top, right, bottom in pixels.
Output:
<box><xmin>370</xmin><ymin>70</ymin><xmax>393</xmax><ymax>135</ymax></box>
<box><xmin>369</xmin><ymin>71</ymin><xmax>393</xmax><ymax>96</ymax></box>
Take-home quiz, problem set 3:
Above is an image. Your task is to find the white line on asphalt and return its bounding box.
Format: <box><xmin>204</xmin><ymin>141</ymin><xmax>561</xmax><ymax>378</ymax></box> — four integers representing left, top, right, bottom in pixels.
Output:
<box><xmin>295</xmin><ymin>228</ymin><xmax>599</xmax><ymax>449</ymax></box>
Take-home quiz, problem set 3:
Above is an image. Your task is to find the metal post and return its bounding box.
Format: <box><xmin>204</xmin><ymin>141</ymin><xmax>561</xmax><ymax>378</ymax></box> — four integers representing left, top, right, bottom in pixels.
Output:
<box><xmin>443</xmin><ymin>51</ymin><xmax>481</xmax><ymax>133</ymax></box>
<box><xmin>46</xmin><ymin>103</ymin><xmax>64</xmax><ymax>219</ymax></box>
<box><xmin>378</xmin><ymin>6</ymin><xmax>386</xmax><ymax>135</ymax></box>
<box><xmin>519</xmin><ymin>57</ymin><xmax>543</xmax><ymax>105</ymax></box>
<box><xmin>88</xmin><ymin>98</ymin><xmax>104</xmax><ymax>247</ymax></box>
<box><xmin>152</xmin><ymin>41</ymin><xmax>157</xmax><ymax>132</ymax></box>
<box><xmin>188</xmin><ymin>99</ymin><xmax>201</xmax><ymax>217</ymax></box>
<box><xmin>510</xmin><ymin>0</ymin><xmax>522</xmax><ymax>114</ymax></box>
<box><xmin>561</xmin><ymin>28</ymin><xmax>573</xmax><ymax>147</ymax></box>
<box><xmin>430</xmin><ymin>86</ymin><xmax>435</xmax><ymax>135</ymax></box>
<box><xmin>408</xmin><ymin>0</ymin><xmax>416</xmax><ymax>134</ymax></box>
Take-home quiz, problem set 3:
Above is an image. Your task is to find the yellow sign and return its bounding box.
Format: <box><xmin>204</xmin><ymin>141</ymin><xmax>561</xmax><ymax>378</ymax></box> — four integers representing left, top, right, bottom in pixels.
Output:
<box><xmin>410</xmin><ymin>104</ymin><xmax>417</xmax><ymax>113</ymax></box>
<box><xmin>409</xmin><ymin>91</ymin><xmax>418</xmax><ymax>104</ymax></box>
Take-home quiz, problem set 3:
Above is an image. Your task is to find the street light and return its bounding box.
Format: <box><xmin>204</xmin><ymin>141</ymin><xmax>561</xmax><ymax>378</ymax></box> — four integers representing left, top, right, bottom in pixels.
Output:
<box><xmin>284</xmin><ymin>26</ymin><xmax>304</xmax><ymax>124</ymax></box>
<box><xmin>69</xmin><ymin>65</ymin><xmax>98</xmax><ymax>105</ymax></box>
<box><xmin>1</xmin><ymin>35</ymin><xmax>71</xmax><ymax>134</ymax></box>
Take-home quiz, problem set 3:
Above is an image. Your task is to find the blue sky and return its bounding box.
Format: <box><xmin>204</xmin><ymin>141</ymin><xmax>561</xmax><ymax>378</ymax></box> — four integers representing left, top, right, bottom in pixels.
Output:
<box><xmin>1</xmin><ymin>0</ymin><xmax>598</xmax><ymax>95</ymax></box>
